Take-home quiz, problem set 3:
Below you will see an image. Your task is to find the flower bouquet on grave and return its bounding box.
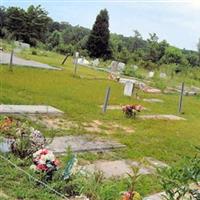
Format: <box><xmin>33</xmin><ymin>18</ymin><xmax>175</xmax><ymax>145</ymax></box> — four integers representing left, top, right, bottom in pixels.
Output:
<box><xmin>30</xmin><ymin>149</ymin><xmax>59</xmax><ymax>181</ymax></box>
<box><xmin>122</xmin><ymin>104</ymin><xmax>143</xmax><ymax>118</ymax></box>
<box><xmin>121</xmin><ymin>166</ymin><xmax>142</xmax><ymax>200</ymax></box>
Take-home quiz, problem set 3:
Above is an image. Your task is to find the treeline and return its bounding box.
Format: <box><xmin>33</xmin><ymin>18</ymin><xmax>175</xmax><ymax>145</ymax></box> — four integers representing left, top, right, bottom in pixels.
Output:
<box><xmin>0</xmin><ymin>5</ymin><xmax>200</xmax><ymax>68</ymax></box>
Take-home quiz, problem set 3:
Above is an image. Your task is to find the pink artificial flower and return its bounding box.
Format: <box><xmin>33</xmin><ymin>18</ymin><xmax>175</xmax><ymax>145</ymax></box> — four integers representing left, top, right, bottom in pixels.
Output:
<box><xmin>53</xmin><ymin>159</ymin><xmax>60</xmax><ymax>166</ymax></box>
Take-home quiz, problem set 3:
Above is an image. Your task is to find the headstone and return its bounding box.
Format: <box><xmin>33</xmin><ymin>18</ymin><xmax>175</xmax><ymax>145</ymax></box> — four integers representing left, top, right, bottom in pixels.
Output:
<box><xmin>148</xmin><ymin>71</ymin><xmax>154</xmax><ymax>78</ymax></box>
<box><xmin>14</xmin><ymin>41</ymin><xmax>30</xmax><ymax>49</ymax></box>
<box><xmin>92</xmin><ymin>59</ymin><xmax>99</xmax><ymax>67</ymax></box>
<box><xmin>124</xmin><ymin>81</ymin><xmax>134</xmax><ymax>96</ymax></box>
<box><xmin>110</xmin><ymin>61</ymin><xmax>118</xmax><ymax>72</ymax></box>
<box><xmin>133</xmin><ymin>65</ymin><xmax>138</xmax><ymax>70</ymax></box>
<box><xmin>160</xmin><ymin>72</ymin><xmax>167</xmax><ymax>78</ymax></box>
<box><xmin>118</xmin><ymin>62</ymin><xmax>125</xmax><ymax>71</ymax></box>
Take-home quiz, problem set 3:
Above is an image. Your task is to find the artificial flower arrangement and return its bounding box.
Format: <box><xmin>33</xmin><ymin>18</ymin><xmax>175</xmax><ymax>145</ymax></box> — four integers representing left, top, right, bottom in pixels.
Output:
<box><xmin>121</xmin><ymin>166</ymin><xmax>142</xmax><ymax>200</ymax></box>
<box><xmin>30</xmin><ymin>149</ymin><xmax>59</xmax><ymax>181</ymax></box>
<box><xmin>122</xmin><ymin>104</ymin><xmax>143</xmax><ymax>118</ymax></box>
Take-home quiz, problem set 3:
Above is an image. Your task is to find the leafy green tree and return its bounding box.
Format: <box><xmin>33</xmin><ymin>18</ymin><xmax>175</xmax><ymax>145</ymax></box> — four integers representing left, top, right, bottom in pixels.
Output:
<box><xmin>0</xmin><ymin>6</ymin><xmax>7</xmax><ymax>37</ymax></box>
<box><xmin>25</xmin><ymin>5</ymin><xmax>51</xmax><ymax>45</ymax></box>
<box><xmin>161</xmin><ymin>46</ymin><xmax>184</xmax><ymax>64</ymax></box>
<box><xmin>86</xmin><ymin>9</ymin><xmax>112</xmax><ymax>59</ymax></box>
<box><xmin>5</xmin><ymin>7</ymin><xmax>27</xmax><ymax>41</ymax></box>
<box><xmin>198</xmin><ymin>38</ymin><xmax>200</xmax><ymax>65</ymax></box>
<box><xmin>47</xmin><ymin>30</ymin><xmax>61</xmax><ymax>49</ymax></box>
<box><xmin>131</xmin><ymin>30</ymin><xmax>145</xmax><ymax>52</ymax></box>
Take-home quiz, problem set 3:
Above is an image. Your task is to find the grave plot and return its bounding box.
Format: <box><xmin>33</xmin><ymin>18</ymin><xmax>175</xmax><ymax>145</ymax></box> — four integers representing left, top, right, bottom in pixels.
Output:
<box><xmin>83</xmin><ymin>157</ymin><xmax>168</xmax><ymax>179</ymax></box>
<box><xmin>46</xmin><ymin>135</ymin><xmax>125</xmax><ymax>154</ymax></box>
<box><xmin>0</xmin><ymin>51</ymin><xmax>61</xmax><ymax>70</ymax></box>
<box><xmin>143</xmin><ymin>98</ymin><xmax>164</xmax><ymax>103</ymax></box>
<box><xmin>139</xmin><ymin>114</ymin><xmax>185</xmax><ymax>120</ymax></box>
<box><xmin>0</xmin><ymin>105</ymin><xmax>63</xmax><ymax>115</ymax></box>
<box><xmin>99</xmin><ymin>105</ymin><xmax>122</xmax><ymax>110</ymax></box>
<box><xmin>82</xmin><ymin>120</ymin><xmax>134</xmax><ymax>134</ymax></box>
<box><xmin>29</xmin><ymin>115</ymin><xmax>79</xmax><ymax>131</ymax></box>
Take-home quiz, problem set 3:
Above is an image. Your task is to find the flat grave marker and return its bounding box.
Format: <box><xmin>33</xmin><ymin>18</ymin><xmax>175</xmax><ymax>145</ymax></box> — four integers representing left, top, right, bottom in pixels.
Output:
<box><xmin>0</xmin><ymin>105</ymin><xmax>63</xmax><ymax>115</ymax></box>
<box><xmin>46</xmin><ymin>135</ymin><xmax>125</xmax><ymax>154</ymax></box>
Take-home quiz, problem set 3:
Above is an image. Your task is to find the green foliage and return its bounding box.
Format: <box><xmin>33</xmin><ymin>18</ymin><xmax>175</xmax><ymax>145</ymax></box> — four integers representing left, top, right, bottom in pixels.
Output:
<box><xmin>158</xmin><ymin>147</ymin><xmax>200</xmax><ymax>200</ymax></box>
<box><xmin>86</xmin><ymin>9</ymin><xmax>112</xmax><ymax>59</ymax></box>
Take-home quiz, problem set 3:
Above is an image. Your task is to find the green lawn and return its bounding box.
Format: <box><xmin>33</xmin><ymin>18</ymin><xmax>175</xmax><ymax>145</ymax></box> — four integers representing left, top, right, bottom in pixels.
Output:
<box><xmin>0</xmin><ymin>48</ymin><xmax>200</xmax><ymax>199</ymax></box>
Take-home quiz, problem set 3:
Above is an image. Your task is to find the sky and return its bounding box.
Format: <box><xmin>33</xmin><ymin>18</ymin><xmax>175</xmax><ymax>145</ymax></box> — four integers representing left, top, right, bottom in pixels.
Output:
<box><xmin>1</xmin><ymin>0</ymin><xmax>200</xmax><ymax>51</ymax></box>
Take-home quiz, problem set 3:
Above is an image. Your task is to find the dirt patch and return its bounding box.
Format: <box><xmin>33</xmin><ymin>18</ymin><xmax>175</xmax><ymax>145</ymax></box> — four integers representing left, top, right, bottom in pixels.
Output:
<box><xmin>30</xmin><ymin>115</ymin><xmax>79</xmax><ymax>130</ymax></box>
<box><xmin>82</xmin><ymin>120</ymin><xmax>134</xmax><ymax>134</ymax></box>
<box><xmin>0</xmin><ymin>190</ymin><xmax>9</xmax><ymax>199</ymax></box>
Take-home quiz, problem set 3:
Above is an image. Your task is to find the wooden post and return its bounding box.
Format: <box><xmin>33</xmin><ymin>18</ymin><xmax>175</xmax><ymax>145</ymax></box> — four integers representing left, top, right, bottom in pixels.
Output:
<box><xmin>178</xmin><ymin>82</ymin><xmax>184</xmax><ymax>113</ymax></box>
<box><xmin>9</xmin><ymin>50</ymin><xmax>14</xmax><ymax>72</ymax></box>
<box><xmin>61</xmin><ymin>54</ymin><xmax>69</xmax><ymax>65</ymax></box>
<box><xmin>102</xmin><ymin>87</ymin><xmax>111</xmax><ymax>113</ymax></box>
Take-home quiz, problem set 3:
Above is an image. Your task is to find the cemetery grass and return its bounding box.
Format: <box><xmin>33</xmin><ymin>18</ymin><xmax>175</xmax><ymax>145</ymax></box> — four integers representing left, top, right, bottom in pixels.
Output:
<box><xmin>1</xmin><ymin>49</ymin><xmax>200</xmax><ymax>198</ymax></box>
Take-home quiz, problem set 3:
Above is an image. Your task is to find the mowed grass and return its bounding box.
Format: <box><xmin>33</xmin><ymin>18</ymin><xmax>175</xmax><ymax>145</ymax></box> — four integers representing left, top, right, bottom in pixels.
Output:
<box><xmin>0</xmin><ymin>49</ymin><xmax>200</xmax><ymax>199</ymax></box>
<box><xmin>0</xmin><ymin>50</ymin><xmax>200</xmax><ymax>163</ymax></box>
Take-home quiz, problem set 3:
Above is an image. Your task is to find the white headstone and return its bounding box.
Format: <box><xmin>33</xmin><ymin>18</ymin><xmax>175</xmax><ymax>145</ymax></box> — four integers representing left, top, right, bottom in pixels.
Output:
<box><xmin>148</xmin><ymin>71</ymin><xmax>154</xmax><ymax>78</ymax></box>
<box><xmin>133</xmin><ymin>65</ymin><xmax>138</xmax><ymax>70</ymax></box>
<box><xmin>160</xmin><ymin>72</ymin><xmax>167</xmax><ymax>78</ymax></box>
<box><xmin>110</xmin><ymin>61</ymin><xmax>118</xmax><ymax>72</ymax></box>
<box><xmin>118</xmin><ymin>62</ymin><xmax>125</xmax><ymax>71</ymax></box>
<box><xmin>124</xmin><ymin>81</ymin><xmax>134</xmax><ymax>96</ymax></box>
<box><xmin>92</xmin><ymin>59</ymin><xmax>99</xmax><ymax>67</ymax></box>
<box><xmin>75</xmin><ymin>52</ymin><xmax>79</xmax><ymax>58</ymax></box>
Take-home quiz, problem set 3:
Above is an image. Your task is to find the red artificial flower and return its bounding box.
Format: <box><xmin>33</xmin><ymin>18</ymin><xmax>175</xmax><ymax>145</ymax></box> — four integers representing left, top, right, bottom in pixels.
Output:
<box><xmin>36</xmin><ymin>164</ymin><xmax>48</xmax><ymax>171</ymax></box>
<box><xmin>41</xmin><ymin>149</ymin><xmax>49</xmax><ymax>155</ymax></box>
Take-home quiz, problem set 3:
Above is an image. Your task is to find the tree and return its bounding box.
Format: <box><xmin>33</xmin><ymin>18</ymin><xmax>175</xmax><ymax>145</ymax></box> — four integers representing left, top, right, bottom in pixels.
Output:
<box><xmin>5</xmin><ymin>7</ymin><xmax>27</xmax><ymax>41</ymax></box>
<box><xmin>86</xmin><ymin>9</ymin><xmax>112</xmax><ymax>59</ymax></box>
<box><xmin>0</xmin><ymin>6</ymin><xmax>6</xmax><ymax>37</ymax></box>
<box><xmin>198</xmin><ymin>38</ymin><xmax>200</xmax><ymax>65</ymax></box>
<box><xmin>131</xmin><ymin>30</ymin><xmax>145</xmax><ymax>51</ymax></box>
<box><xmin>47</xmin><ymin>30</ymin><xmax>61</xmax><ymax>49</ymax></box>
<box><xmin>25</xmin><ymin>5</ymin><xmax>51</xmax><ymax>45</ymax></box>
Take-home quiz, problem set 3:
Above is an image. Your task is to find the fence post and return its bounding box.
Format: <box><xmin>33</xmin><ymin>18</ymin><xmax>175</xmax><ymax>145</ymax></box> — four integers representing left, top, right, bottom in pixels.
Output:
<box><xmin>9</xmin><ymin>50</ymin><xmax>14</xmax><ymax>72</ymax></box>
<box><xmin>178</xmin><ymin>82</ymin><xmax>184</xmax><ymax>113</ymax></box>
<box><xmin>102</xmin><ymin>87</ymin><xmax>111</xmax><ymax>113</ymax></box>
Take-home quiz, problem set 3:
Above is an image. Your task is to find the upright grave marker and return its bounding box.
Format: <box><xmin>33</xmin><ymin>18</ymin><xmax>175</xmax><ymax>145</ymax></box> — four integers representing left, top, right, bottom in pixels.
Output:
<box><xmin>73</xmin><ymin>52</ymin><xmax>79</xmax><ymax>76</ymax></box>
<box><xmin>124</xmin><ymin>81</ymin><xmax>134</xmax><ymax>97</ymax></box>
<box><xmin>102</xmin><ymin>87</ymin><xmax>111</xmax><ymax>113</ymax></box>
<box><xmin>178</xmin><ymin>82</ymin><xmax>185</xmax><ymax>113</ymax></box>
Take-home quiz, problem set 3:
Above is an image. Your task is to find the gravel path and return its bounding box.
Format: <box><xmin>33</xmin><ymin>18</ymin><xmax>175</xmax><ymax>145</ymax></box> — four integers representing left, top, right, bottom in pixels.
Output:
<box><xmin>0</xmin><ymin>51</ymin><xmax>62</xmax><ymax>70</ymax></box>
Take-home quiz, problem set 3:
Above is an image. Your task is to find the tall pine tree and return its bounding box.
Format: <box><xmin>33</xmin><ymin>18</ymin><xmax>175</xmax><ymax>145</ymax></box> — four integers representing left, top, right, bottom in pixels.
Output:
<box><xmin>86</xmin><ymin>9</ymin><xmax>112</xmax><ymax>59</ymax></box>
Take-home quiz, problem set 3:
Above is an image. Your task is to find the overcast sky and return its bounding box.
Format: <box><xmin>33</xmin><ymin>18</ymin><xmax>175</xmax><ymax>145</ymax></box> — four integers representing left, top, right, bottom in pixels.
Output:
<box><xmin>2</xmin><ymin>0</ymin><xmax>200</xmax><ymax>51</ymax></box>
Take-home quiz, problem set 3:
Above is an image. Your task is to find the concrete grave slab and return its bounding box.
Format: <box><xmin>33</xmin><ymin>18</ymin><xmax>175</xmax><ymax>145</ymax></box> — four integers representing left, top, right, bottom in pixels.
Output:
<box><xmin>0</xmin><ymin>51</ymin><xmax>61</xmax><ymax>70</ymax></box>
<box><xmin>139</xmin><ymin>114</ymin><xmax>185</xmax><ymax>120</ymax></box>
<box><xmin>83</xmin><ymin>158</ymin><xmax>168</xmax><ymax>178</ymax></box>
<box><xmin>46</xmin><ymin>135</ymin><xmax>125</xmax><ymax>154</ymax></box>
<box><xmin>0</xmin><ymin>105</ymin><xmax>63</xmax><ymax>115</ymax></box>
<box><xmin>143</xmin><ymin>99</ymin><xmax>164</xmax><ymax>103</ymax></box>
<box><xmin>145</xmin><ymin>157</ymin><xmax>169</xmax><ymax>168</ymax></box>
